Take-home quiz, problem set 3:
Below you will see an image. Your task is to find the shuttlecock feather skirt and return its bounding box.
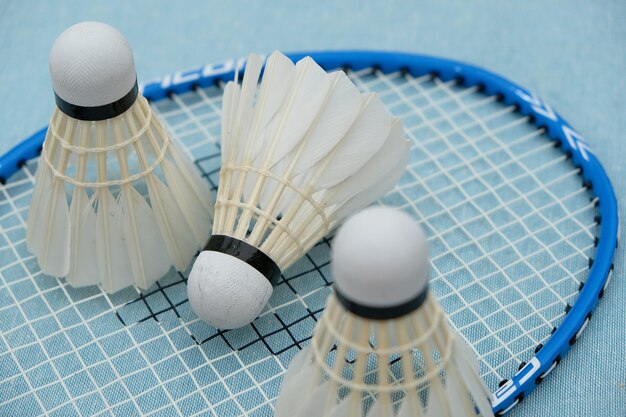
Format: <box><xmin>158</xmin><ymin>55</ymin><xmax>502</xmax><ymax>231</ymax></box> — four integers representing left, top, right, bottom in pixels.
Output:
<box><xmin>211</xmin><ymin>52</ymin><xmax>410</xmax><ymax>274</ymax></box>
<box><xmin>27</xmin><ymin>96</ymin><xmax>213</xmax><ymax>293</ymax></box>
<box><xmin>274</xmin><ymin>293</ymin><xmax>494</xmax><ymax>417</ymax></box>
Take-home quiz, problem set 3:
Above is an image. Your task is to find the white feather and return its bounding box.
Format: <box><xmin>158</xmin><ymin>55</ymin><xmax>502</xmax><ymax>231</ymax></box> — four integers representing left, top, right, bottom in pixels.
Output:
<box><xmin>146</xmin><ymin>176</ymin><xmax>198</xmax><ymax>271</ymax></box>
<box><xmin>269</xmin><ymin>71</ymin><xmax>362</xmax><ymax>215</ymax></box>
<box><xmin>96</xmin><ymin>189</ymin><xmax>133</xmax><ymax>293</ymax></box>
<box><xmin>230</xmin><ymin>54</ymin><xmax>264</xmax><ymax>165</ymax></box>
<box><xmin>332</xmin><ymin>151</ymin><xmax>408</xmax><ymax>222</ymax></box>
<box><xmin>315</xmin><ymin>94</ymin><xmax>392</xmax><ymax>190</ymax></box>
<box><xmin>220</xmin><ymin>81</ymin><xmax>239</xmax><ymax>161</ymax></box>
<box><xmin>295</xmin><ymin>382</ymin><xmax>332</xmax><ymax>417</ymax></box>
<box><xmin>37</xmin><ymin>180</ymin><xmax>71</xmax><ymax>277</ymax></box>
<box><xmin>273</xmin><ymin>350</ymin><xmax>316</xmax><ymax>416</ymax></box>
<box><xmin>218</xmin><ymin>81</ymin><xmax>241</xmax><ymax>220</ymax></box>
<box><xmin>442</xmin><ymin>370</ymin><xmax>474</xmax><ymax>417</ymax></box>
<box><xmin>424</xmin><ymin>386</ymin><xmax>446</xmax><ymax>417</ymax></box>
<box><xmin>260</xmin><ymin>56</ymin><xmax>331</xmax><ymax>168</ymax></box>
<box><xmin>218</xmin><ymin>55</ymin><xmax>262</xmax><ymax>231</ymax></box>
<box><xmin>328</xmin><ymin>398</ymin><xmax>354</xmax><ymax>417</ymax></box>
<box><xmin>162</xmin><ymin>152</ymin><xmax>212</xmax><ymax>246</ymax></box>
<box><xmin>291</xmin><ymin>71</ymin><xmax>362</xmax><ymax>176</ymax></box>
<box><xmin>26</xmin><ymin>163</ymin><xmax>53</xmax><ymax>255</ymax></box>
<box><xmin>120</xmin><ymin>186</ymin><xmax>172</xmax><ymax>289</ymax></box>
<box><xmin>27</xmin><ymin>111</ymin><xmax>61</xmax><ymax>253</ymax></box>
<box><xmin>453</xmin><ymin>337</ymin><xmax>494</xmax><ymax>417</ymax></box>
<box><xmin>327</xmin><ymin>118</ymin><xmax>408</xmax><ymax>204</ymax></box>
<box><xmin>169</xmin><ymin>143</ymin><xmax>213</xmax><ymax>211</ymax></box>
<box><xmin>245</xmin><ymin>51</ymin><xmax>296</xmax><ymax>164</ymax></box>
<box><xmin>366</xmin><ymin>401</ymin><xmax>394</xmax><ymax>417</ymax></box>
<box><xmin>397</xmin><ymin>398</ymin><xmax>423</xmax><ymax>417</ymax></box>
<box><xmin>66</xmin><ymin>188</ymin><xmax>98</xmax><ymax>286</ymax></box>
<box><xmin>242</xmin><ymin>56</ymin><xmax>329</xmax><ymax>207</ymax></box>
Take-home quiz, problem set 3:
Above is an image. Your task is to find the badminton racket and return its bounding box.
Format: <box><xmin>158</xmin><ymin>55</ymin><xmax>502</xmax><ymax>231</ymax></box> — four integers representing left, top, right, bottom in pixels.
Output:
<box><xmin>0</xmin><ymin>51</ymin><xmax>618</xmax><ymax>416</ymax></box>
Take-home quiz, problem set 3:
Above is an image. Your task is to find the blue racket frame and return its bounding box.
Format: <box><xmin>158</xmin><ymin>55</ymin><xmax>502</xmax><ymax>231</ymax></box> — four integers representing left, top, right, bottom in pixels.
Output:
<box><xmin>1</xmin><ymin>51</ymin><xmax>618</xmax><ymax>415</ymax></box>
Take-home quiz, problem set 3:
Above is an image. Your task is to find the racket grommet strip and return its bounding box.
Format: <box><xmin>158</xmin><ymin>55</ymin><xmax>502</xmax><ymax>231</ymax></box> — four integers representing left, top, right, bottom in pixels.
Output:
<box><xmin>536</xmin><ymin>356</ymin><xmax>560</xmax><ymax>384</ymax></box>
<box><xmin>570</xmin><ymin>313</ymin><xmax>594</xmax><ymax>346</ymax></box>
<box><xmin>370</xmin><ymin>64</ymin><xmax>382</xmax><ymax>74</ymax></box>
<box><xmin>599</xmin><ymin>265</ymin><xmax>614</xmax><ymax>299</ymax></box>
<box><xmin>496</xmin><ymin>393</ymin><xmax>524</xmax><ymax>416</ymax></box>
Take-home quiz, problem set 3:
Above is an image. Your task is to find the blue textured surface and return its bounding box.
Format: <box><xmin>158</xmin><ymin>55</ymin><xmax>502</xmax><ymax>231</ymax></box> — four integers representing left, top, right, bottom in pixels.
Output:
<box><xmin>0</xmin><ymin>1</ymin><xmax>624</xmax><ymax>416</ymax></box>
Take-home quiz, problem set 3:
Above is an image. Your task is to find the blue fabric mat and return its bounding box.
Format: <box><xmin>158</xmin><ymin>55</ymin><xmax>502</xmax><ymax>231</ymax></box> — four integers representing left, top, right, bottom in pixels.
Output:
<box><xmin>0</xmin><ymin>1</ymin><xmax>624</xmax><ymax>416</ymax></box>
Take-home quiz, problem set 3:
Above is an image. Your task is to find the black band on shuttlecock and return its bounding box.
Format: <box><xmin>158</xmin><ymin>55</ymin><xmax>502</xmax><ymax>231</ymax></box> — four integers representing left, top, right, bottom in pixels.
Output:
<box><xmin>335</xmin><ymin>287</ymin><xmax>428</xmax><ymax>320</ymax></box>
<box><xmin>54</xmin><ymin>80</ymin><xmax>138</xmax><ymax>121</ymax></box>
<box><xmin>203</xmin><ymin>235</ymin><xmax>281</xmax><ymax>286</ymax></box>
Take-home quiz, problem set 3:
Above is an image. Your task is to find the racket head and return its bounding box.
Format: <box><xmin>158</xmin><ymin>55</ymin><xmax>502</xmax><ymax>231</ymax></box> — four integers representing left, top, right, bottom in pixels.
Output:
<box><xmin>0</xmin><ymin>51</ymin><xmax>618</xmax><ymax>416</ymax></box>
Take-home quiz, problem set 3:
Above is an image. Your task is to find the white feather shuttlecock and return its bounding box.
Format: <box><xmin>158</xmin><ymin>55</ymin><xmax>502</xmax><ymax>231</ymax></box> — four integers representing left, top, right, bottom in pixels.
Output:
<box><xmin>26</xmin><ymin>22</ymin><xmax>213</xmax><ymax>293</ymax></box>
<box><xmin>187</xmin><ymin>51</ymin><xmax>410</xmax><ymax>329</ymax></box>
<box><xmin>274</xmin><ymin>207</ymin><xmax>494</xmax><ymax>417</ymax></box>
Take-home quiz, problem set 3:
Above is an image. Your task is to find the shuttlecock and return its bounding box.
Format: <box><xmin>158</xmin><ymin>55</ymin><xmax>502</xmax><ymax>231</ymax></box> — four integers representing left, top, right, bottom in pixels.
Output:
<box><xmin>26</xmin><ymin>22</ymin><xmax>213</xmax><ymax>293</ymax></box>
<box><xmin>187</xmin><ymin>51</ymin><xmax>410</xmax><ymax>329</ymax></box>
<box><xmin>274</xmin><ymin>206</ymin><xmax>494</xmax><ymax>417</ymax></box>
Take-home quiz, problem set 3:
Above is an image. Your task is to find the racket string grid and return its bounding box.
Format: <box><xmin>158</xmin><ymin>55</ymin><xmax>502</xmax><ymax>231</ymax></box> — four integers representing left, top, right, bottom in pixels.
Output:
<box><xmin>0</xmin><ymin>54</ymin><xmax>613</xmax><ymax>417</ymax></box>
<box><xmin>347</xmin><ymin>67</ymin><xmax>598</xmax><ymax>391</ymax></box>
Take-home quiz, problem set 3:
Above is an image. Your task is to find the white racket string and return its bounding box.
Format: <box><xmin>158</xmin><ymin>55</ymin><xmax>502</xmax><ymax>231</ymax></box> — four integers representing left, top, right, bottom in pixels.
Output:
<box><xmin>347</xmin><ymin>68</ymin><xmax>595</xmax><ymax>389</ymax></box>
<box><xmin>0</xmin><ymin>61</ymin><xmax>600</xmax><ymax>417</ymax></box>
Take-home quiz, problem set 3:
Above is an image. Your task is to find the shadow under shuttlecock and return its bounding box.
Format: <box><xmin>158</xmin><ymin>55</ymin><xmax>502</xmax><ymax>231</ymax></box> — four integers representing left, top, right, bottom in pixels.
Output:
<box><xmin>114</xmin><ymin>236</ymin><xmax>337</xmax><ymax>357</ymax></box>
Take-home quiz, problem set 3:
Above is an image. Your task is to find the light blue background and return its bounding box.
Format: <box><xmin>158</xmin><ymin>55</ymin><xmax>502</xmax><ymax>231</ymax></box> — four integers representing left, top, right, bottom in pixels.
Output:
<box><xmin>0</xmin><ymin>1</ymin><xmax>624</xmax><ymax>416</ymax></box>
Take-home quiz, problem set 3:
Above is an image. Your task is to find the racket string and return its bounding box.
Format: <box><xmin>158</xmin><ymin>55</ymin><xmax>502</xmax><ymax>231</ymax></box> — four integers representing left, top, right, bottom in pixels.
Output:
<box><xmin>345</xmin><ymin>68</ymin><xmax>597</xmax><ymax>388</ymax></box>
<box><xmin>432</xmin><ymin>76</ymin><xmax>593</xmax><ymax>237</ymax></box>
<box><xmin>0</xmin><ymin>60</ymin><xmax>608</xmax><ymax>417</ymax></box>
